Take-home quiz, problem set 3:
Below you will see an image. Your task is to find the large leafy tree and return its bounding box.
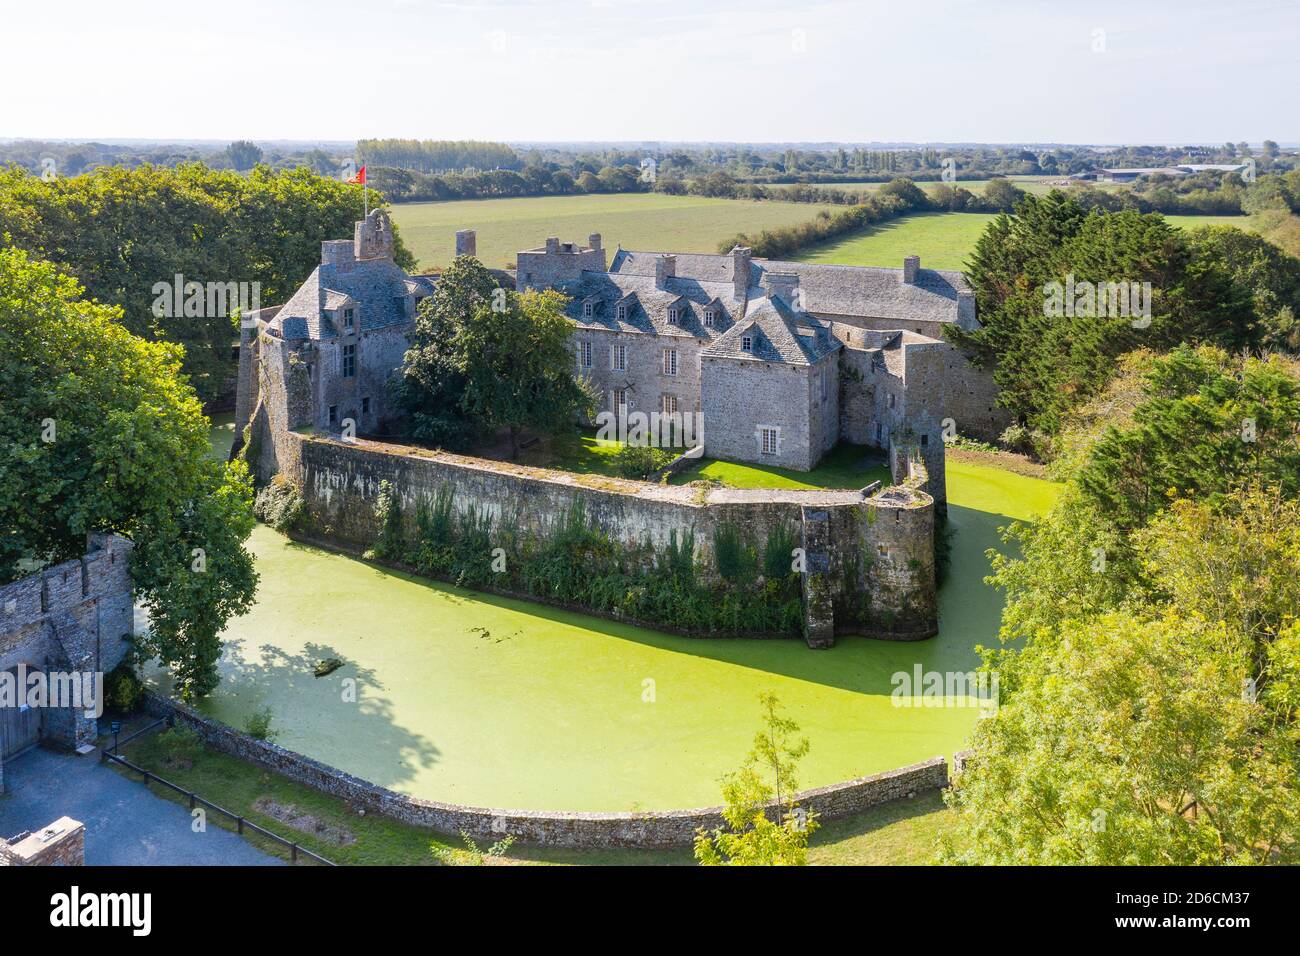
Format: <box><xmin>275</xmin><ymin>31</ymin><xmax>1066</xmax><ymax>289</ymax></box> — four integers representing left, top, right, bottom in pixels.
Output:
<box><xmin>0</xmin><ymin>163</ymin><xmax>415</xmax><ymax>402</ymax></box>
<box><xmin>397</xmin><ymin>257</ymin><xmax>596</xmax><ymax>457</ymax></box>
<box><xmin>0</xmin><ymin>246</ymin><xmax>257</xmax><ymax>698</ymax></box>
<box><xmin>947</xmin><ymin>349</ymin><xmax>1300</xmax><ymax>864</ymax></box>
<box><xmin>952</xmin><ymin>192</ymin><xmax>1294</xmax><ymax>435</ymax></box>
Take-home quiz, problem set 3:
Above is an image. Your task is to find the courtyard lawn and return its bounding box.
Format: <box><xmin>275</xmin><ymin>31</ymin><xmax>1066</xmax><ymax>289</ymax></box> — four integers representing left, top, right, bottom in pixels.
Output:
<box><xmin>388</xmin><ymin>193</ymin><xmax>837</xmax><ymax>270</ymax></box>
<box><xmin>792</xmin><ymin>210</ymin><xmax>1254</xmax><ymax>272</ymax></box>
<box><xmin>146</xmin><ymin>422</ymin><xmax>1064</xmax><ymax>815</ymax></box>
<box><xmin>669</xmin><ymin>443</ymin><xmax>891</xmax><ymax>490</ymax></box>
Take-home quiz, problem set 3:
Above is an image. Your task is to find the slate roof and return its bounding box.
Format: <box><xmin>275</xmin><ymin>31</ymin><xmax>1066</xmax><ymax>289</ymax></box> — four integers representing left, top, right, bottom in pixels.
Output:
<box><xmin>562</xmin><ymin>272</ymin><xmax>741</xmax><ymax>340</ymax></box>
<box><xmin>609</xmin><ymin>249</ymin><xmax>970</xmax><ymax>324</ymax></box>
<box><xmin>265</xmin><ymin>260</ymin><xmax>435</xmax><ymax>341</ymax></box>
<box><xmin>702</xmin><ymin>296</ymin><xmax>841</xmax><ymax>366</ymax></box>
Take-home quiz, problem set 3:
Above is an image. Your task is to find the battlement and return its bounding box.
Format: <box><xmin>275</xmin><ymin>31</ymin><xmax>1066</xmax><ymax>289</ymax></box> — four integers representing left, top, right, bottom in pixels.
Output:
<box><xmin>516</xmin><ymin>235</ymin><xmax>608</xmax><ymax>290</ymax></box>
<box><xmin>0</xmin><ymin>535</ymin><xmax>133</xmax><ymax>632</ymax></box>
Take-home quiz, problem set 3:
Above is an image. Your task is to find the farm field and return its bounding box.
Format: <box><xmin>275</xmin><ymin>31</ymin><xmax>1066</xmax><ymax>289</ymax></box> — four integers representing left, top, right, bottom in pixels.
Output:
<box><xmin>389</xmin><ymin>193</ymin><xmax>837</xmax><ymax>270</ymax></box>
<box><xmin>792</xmin><ymin>211</ymin><xmax>1253</xmax><ymax>272</ymax></box>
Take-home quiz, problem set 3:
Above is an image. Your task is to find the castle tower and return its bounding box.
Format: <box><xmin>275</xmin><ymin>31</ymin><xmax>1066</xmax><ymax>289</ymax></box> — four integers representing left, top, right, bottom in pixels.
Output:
<box><xmin>355</xmin><ymin>209</ymin><xmax>394</xmax><ymax>261</ymax></box>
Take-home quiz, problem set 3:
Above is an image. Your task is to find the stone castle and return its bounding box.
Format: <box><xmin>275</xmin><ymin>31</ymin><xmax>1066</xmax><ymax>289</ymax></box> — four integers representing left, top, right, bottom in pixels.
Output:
<box><xmin>235</xmin><ymin>210</ymin><xmax>1004</xmax><ymax>501</ymax></box>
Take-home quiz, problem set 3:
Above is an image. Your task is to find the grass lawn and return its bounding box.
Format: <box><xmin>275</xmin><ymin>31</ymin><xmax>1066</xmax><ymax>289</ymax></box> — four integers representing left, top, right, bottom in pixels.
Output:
<box><xmin>112</xmin><ymin>727</ymin><xmax>952</xmax><ymax>866</ymax></box>
<box><xmin>669</xmin><ymin>443</ymin><xmax>891</xmax><ymax>491</ymax></box>
<box><xmin>793</xmin><ymin>210</ymin><xmax>1254</xmax><ymax>272</ymax></box>
<box><xmin>389</xmin><ymin>193</ymin><xmax>837</xmax><ymax>271</ymax></box>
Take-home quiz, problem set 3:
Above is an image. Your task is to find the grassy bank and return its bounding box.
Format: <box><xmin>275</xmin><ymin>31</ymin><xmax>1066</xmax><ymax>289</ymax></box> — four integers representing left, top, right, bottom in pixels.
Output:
<box><xmin>111</xmin><ymin>728</ymin><xmax>954</xmax><ymax>866</ymax></box>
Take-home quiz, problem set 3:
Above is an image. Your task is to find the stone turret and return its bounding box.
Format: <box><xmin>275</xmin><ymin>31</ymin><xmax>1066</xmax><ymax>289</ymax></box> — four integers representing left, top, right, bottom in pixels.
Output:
<box><xmin>355</xmin><ymin>209</ymin><xmax>394</xmax><ymax>261</ymax></box>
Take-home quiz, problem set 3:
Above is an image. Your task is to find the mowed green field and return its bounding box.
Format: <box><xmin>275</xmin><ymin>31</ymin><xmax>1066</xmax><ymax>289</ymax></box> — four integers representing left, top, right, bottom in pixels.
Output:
<box><xmin>389</xmin><ymin>193</ymin><xmax>837</xmax><ymax>270</ymax></box>
<box><xmin>793</xmin><ymin>211</ymin><xmax>1253</xmax><ymax>272</ymax></box>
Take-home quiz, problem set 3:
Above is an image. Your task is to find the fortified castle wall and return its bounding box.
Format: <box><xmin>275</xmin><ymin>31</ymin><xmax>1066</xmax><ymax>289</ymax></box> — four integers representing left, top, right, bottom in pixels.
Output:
<box><xmin>287</xmin><ymin>431</ymin><xmax>940</xmax><ymax>646</ymax></box>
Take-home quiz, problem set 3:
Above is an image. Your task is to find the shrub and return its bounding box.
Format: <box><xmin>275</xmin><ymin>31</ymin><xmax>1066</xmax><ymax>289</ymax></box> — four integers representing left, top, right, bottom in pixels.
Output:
<box><xmin>103</xmin><ymin>661</ymin><xmax>145</xmax><ymax>714</ymax></box>
<box><xmin>243</xmin><ymin>706</ymin><xmax>279</xmax><ymax>742</ymax></box>
<box><xmin>254</xmin><ymin>474</ymin><xmax>304</xmax><ymax>533</ymax></box>
<box><xmin>613</xmin><ymin>444</ymin><xmax>675</xmax><ymax>479</ymax></box>
<box><xmin>157</xmin><ymin>724</ymin><xmax>204</xmax><ymax>769</ymax></box>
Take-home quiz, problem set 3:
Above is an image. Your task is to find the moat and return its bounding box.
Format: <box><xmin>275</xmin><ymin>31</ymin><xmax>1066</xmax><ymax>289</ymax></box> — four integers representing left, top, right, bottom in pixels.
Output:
<box><xmin>154</xmin><ymin>416</ymin><xmax>1059</xmax><ymax>812</ymax></box>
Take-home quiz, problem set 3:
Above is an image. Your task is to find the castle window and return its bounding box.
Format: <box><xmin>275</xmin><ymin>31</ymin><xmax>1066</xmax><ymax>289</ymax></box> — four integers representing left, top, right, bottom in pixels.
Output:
<box><xmin>362</xmin><ymin>397</ymin><xmax>371</xmax><ymax>415</ymax></box>
<box><xmin>329</xmin><ymin>405</ymin><xmax>338</xmax><ymax>425</ymax></box>
<box><xmin>662</xmin><ymin>348</ymin><xmax>678</xmax><ymax>376</ymax></box>
<box><xmin>667</xmin><ymin>306</ymin><xmax>682</xmax><ymax>325</ymax></box>
<box><xmin>741</xmin><ymin>336</ymin><xmax>753</xmax><ymax>352</ymax></box>
<box><xmin>703</xmin><ymin>308</ymin><xmax>716</xmax><ymax>328</ymax></box>
<box><xmin>611</xmin><ymin>343</ymin><xmax>627</xmax><ymax>371</ymax></box>
<box><xmin>760</xmin><ymin>426</ymin><xmax>779</xmax><ymax>456</ymax></box>
<box><xmin>583</xmin><ymin>300</ymin><xmax>595</xmax><ymax>318</ymax></box>
<box><xmin>889</xmin><ymin>393</ymin><xmax>896</xmax><ymax>409</ymax></box>
<box><xmin>616</xmin><ymin>304</ymin><xmax>628</xmax><ymax>322</ymax></box>
<box><xmin>613</xmin><ymin>388</ymin><xmax>628</xmax><ymax>413</ymax></box>
<box><xmin>661</xmin><ymin>393</ymin><xmax>679</xmax><ymax>416</ymax></box>
<box><xmin>920</xmin><ymin>434</ymin><xmax>928</xmax><ymax>446</ymax></box>
<box><xmin>343</xmin><ymin>307</ymin><xmax>355</xmax><ymax>330</ymax></box>
<box><xmin>342</xmin><ymin>343</ymin><xmax>356</xmax><ymax>378</ymax></box>
<box><xmin>578</xmin><ymin>341</ymin><xmax>593</xmax><ymax>368</ymax></box>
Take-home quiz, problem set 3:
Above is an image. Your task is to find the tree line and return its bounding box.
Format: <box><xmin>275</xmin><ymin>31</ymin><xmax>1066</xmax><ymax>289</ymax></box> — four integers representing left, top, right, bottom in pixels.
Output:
<box><xmin>0</xmin><ymin>162</ymin><xmax>413</xmax><ymax>402</ymax></box>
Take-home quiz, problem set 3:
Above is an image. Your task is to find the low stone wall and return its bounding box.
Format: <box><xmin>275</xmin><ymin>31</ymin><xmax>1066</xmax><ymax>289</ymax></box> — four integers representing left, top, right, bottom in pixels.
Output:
<box><xmin>145</xmin><ymin>691</ymin><xmax>952</xmax><ymax>850</ymax></box>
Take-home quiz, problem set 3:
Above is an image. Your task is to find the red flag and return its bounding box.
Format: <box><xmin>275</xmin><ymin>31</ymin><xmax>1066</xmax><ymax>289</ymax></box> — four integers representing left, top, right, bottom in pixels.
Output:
<box><xmin>346</xmin><ymin>165</ymin><xmax>366</xmax><ymax>185</ymax></box>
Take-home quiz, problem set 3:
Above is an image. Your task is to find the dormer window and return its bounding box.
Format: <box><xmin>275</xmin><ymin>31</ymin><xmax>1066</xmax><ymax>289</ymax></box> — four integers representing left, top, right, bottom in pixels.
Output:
<box><xmin>741</xmin><ymin>335</ymin><xmax>753</xmax><ymax>352</ymax></box>
<box><xmin>703</xmin><ymin>308</ymin><xmax>717</xmax><ymax>328</ymax></box>
<box><xmin>616</xmin><ymin>304</ymin><xmax>628</xmax><ymax>321</ymax></box>
<box><xmin>343</xmin><ymin>307</ymin><xmax>355</xmax><ymax>331</ymax></box>
<box><xmin>583</xmin><ymin>301</ymin><xmax>594</xmax><ymax>317</ymax></box>
<box><xmin>668</xmin><ymin>306</ymin><xmax>682</xmax><ymax>325</ymax></box>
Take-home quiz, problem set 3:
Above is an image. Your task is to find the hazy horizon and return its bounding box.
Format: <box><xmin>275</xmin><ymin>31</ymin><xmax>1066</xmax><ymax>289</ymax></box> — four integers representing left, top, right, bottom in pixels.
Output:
<box><xmin>6</xmin><ymin>0</ymin><xmax>1298</xmax><ymax>143</ymax></box>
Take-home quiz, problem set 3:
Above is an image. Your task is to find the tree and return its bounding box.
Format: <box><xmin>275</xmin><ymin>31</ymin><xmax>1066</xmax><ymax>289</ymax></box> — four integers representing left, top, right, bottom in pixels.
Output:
<box><xmin>694</xmin><ymin>693</ymin><xmax>819</xmax><ymax>866</ymax></box>
<box><xmin>0</xmin><ymin>247</ymin><xmax>257</xmax><ymax>697</ymax></box>
<box><xmin>225</xmin><ymin>140</ymin><xmax>263</xmax><ymax>171</ymax></box>
<box><xmin>0</xmin><ymin>163</ymin><xmax>414</xmax><ymax>402</ymax></box>
<box><xmin>947</xmin><ymin>351</ymin><xmax>1300</xmax><ymax>864</ymax></box>
<box><xmin>398</xmin><ymin>257</ymin><xmax>596</xmax><ymax>457</ymax></box>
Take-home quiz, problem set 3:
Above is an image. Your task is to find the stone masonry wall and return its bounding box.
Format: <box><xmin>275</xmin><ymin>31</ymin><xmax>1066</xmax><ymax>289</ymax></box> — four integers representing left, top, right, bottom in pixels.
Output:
<box><xmin>144</xmin><ymin>691</ymin><xmax>951</xmax><ymax>849</ymax></box>
<box><xmin>0</xmin><ymin>817</ymin><xmax>85</xmax><ymax>866</ymax></box>
<box><xmin>290</xmin><ymin>432</ymin><xmax>938</xmax><ymax>641</ymax></box>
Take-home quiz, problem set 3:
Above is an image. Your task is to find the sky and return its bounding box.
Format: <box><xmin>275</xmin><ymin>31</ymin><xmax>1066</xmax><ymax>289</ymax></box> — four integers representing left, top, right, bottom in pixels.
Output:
<box><xmin>3</xmin><ymin>0</ymin><xmax>1297</xmax><ymax>144</ymax></box>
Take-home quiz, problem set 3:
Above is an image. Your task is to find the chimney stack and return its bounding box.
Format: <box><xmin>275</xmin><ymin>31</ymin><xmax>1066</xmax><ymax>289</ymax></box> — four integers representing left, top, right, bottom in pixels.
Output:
<box><xmin>763</xmin><ymin>272</ymin><xmax>801</xmax><ymax>307</ymax></box>
<box><xmin>321</xmin><ymin>239</ymin><xmax>355</xmax><ymax>269</ymax></box>
<box><xmin>545</xmin><ymin>237</ymin><xmax>560</xmax><ymax>254</ymax></box>
<box><xmin>655</xmin><ymin>254</ymin><xmax>676</xmax><ymax>288</ymax></box>
<box><xmin>455</xmin><ymin>229</ymin><xmax>477</xmax><ymax>257</ymax></box>
<box><xmin>731</xmin><ymin>245</ymin><xmax>752</xmax><ymax>299</ymax></box>
<box><xmin>902</xmin><ymin>255</ymin><xmax>920</xmax><ymax>284</ymax></box>
<box><xmin>588</xmin><ymin>233</ymin><xmax>602</xmax><ymax>251</ymax></box>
